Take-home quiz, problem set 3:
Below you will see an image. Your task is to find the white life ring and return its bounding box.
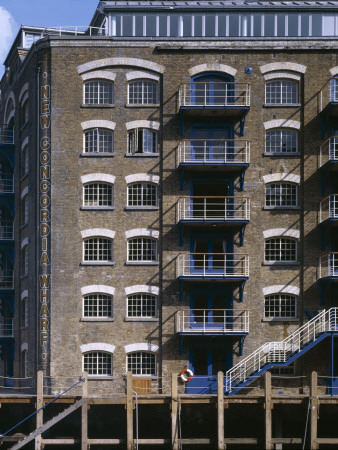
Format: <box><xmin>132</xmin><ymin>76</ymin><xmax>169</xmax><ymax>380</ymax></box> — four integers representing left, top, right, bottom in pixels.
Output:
<box><xmin>180</xmin><ymin>368</ymin><xmax>194</xmax><ymax>382</ymax></box>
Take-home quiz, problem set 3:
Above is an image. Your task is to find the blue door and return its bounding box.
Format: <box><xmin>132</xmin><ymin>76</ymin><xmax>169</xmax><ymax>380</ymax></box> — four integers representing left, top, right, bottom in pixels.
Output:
<box><xmin>192</xmin><ymin>74</ymin><xmax>234</xmax><ymax>106</ymax></box>
<box><xmin>186</xmin><ymin>342</ymin><xmax>232</xmax><ymax>394</ymax></box>
<box><xmin>190</xmin><ymin>288</ymin><xmax>232</xmax><ymax>331</ymax></box>
<box><xmin>191</xmin><ymin>126</ymin><xmax>232</xmax><ymax>162</ymax></box>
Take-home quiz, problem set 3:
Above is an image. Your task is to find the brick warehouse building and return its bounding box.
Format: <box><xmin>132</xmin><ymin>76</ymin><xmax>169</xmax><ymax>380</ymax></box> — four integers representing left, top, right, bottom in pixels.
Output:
<box><xmin>2</xmin><ymin>0</ymin><xmax>338</xmax><ymax>408</ymax></box>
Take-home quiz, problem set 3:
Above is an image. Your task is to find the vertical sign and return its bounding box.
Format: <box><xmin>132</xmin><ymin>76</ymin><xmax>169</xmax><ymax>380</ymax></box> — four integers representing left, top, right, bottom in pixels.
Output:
<box><xmin>39</xmin><ymin>60</ymin><xmax>51</xmax><ymax>372</ymax></box>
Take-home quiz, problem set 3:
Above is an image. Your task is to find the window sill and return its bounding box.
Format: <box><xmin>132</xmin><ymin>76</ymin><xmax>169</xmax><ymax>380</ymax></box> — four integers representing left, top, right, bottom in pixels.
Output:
<box><xmin>81</xmin><ymin>104</ymin><xmax>115</xmax><ymax>108</ymax></box>
<box><xmin>81</xmin><ymin>317</ymin><xmax>115</xmax><ymax>322</ymax></box>
<box><xmin>263</xmin><ymin>206</ymin><xmax>300</xmax><ymax>211</ymax></box>
<box><xmin>263</xmin><ymin>152</ymin><xmax>301</xmax><ymax>157</ymax></box>
<box><xmin>264</xmin><ymin>103</ymin><xmax>301</xmax><ymax>108</ymax></box>
<box><xmin>125</xmin><ymin>317</ymin><xmax>158</xmax><ymax>322</ymax></box>
<box><xmin>125</xmin><ymin>104</ymin><xmax>160</xmax><ymax>108</ymax></box>
<box><xmin>88</xmin><ymin>376</ymin><xmax>114</xmax><ymax>380</ymax></box>
<box><xmin>125</xmin><ymin>206</ymin><xmax>159</xmax><ymax>211</ymax></box>
<box><xmin>80</xmin><ymin>262</ymin><xmax>115</xmax><ymax>266</ymax></box>
<box><xmin>125</xmin><ymin>261</ymin><xmax>159</xmax><ymax>266</ymax></box>
<box><xmin>80</xmin><ymin>207</ymin><xmax>115</xmax><ymax>211</ymax></box>
<box><xmin>262</xmin><ymin>317</ymin><xmax>299</xmax><ymax>322</ymax></box>
<box><xmin>80</xmin><ymin>153</ymin><xmax>115</xmax><ymax>158</ymax></box>
<box><xmin>125</xmin><ymin>153</ymin><xmax>159</xmax><ymax>158</ymax></box>
<box><xmin>262</xmin><ymin>261</ymin><xmax>300</xmax><ymax>266</ymax></box>
<box><xmin>130</xmin><ymin>375</ymin><xmax>157</xmax><ymax>379</ymax></box>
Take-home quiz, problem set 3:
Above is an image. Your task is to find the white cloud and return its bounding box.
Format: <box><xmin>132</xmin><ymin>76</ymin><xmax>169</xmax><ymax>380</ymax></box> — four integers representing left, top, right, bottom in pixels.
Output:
<box><xmin>0</xmin><ymin>7</ymin><xmax>17</xmax><ymax>69</ymax></box>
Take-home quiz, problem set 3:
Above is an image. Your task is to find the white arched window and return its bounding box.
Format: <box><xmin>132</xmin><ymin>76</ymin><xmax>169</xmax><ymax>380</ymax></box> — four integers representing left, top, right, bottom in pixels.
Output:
<box><xmin>81</xmin><ymin>229</ymin><xmax>115</xmax><ymax>264</ymax></box>
<box><xmin>128</xmin><ymin>80</ymin><xmax>158</xmax><ymax>105</ymax></box>
<box><xmin>264</xmin><ymin>229</ymin><xmax>299</xmax><ymax>264</ymax></box>
<box><xmin>81</xmin><ymin>343</ymin><xmax>115</xmax><ymax>377</ymax></box>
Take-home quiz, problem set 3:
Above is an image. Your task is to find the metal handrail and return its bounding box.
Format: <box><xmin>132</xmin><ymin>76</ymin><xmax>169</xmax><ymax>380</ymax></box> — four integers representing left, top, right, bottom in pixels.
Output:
<box><xmin>40</xmin><ymin>26</ymin><xmax>106</xmax><ymax>37</ymax></box>
<box><xmin>179</xmin><ymin>82</ymin><xmax>251</xmax><ymax>108</ymax></box>
<box><xmin>177</xmin><ymin>196</ymin><xmax>250</xmax><ymax>221</ymax></box>
<box><xmin>320</xmin><ymin>195</ymin><xmax>338</xmax><ymax>222</ymax></box>
<box><xmin>226</xmin><ymin>308</ymin><xmax>338</xmax><ymax>393</ymax></box>
<box><xmin>319</xmin><ymin>253</ymin><xmax>338</xmax><ymax>278</ymax></box>
<box><xmin>176</xmin><ymin>309</ymin><xmax>249</xmax><ymax>333</ymax></box>
<box><xmin>319</xmin><ymin>78</ymin><xmax>338</xmax><ymax>111</ymax></box>
<box><xmin>177</xmin><ymin>138</ymin><xmax>250</xmax><ymax>165</ymax></box>
<box><xmin>177</xmin><ymin>253</ymin><xmax>249</xmax><ymax>278</ymax></box>
<box><xmin>320</xmin><ymin>136</ymin><xmax>338</xmax><ymax>167</ymax></box>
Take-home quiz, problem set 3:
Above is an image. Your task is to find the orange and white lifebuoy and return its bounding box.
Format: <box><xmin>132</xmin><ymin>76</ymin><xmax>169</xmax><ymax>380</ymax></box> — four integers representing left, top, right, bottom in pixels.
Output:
<box><xmin>180</xmin><ymin>368</ymin><xmax>194</xmax><ymax>382</ymax></box>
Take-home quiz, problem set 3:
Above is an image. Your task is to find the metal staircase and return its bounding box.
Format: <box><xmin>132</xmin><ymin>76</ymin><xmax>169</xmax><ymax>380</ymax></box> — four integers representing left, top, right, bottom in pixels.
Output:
<box><xmin>225</xmin><ymin>308</ymin><xmax>338</xmax><ymax>396</ymax></box>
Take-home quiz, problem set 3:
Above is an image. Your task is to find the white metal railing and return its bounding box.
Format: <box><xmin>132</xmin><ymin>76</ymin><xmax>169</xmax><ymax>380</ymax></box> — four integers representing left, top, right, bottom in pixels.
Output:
<box><xmin>320</xmin><ymin>195</ymin><xmax>338</xmax><ymax>222</ymax></box>
<box><xmin>177</xmin><ymin>197</ymin><xmax>250</xmax><ymax>221</ymax></box>
<box><xmin>320</xmin><ymin>136</ymin><xmax>338</xmax><ymax>167</ymax></box>
<box><xmin>0</xmin><ymin>220</ymin><xmax>14</xmax><ymax>240</ymax></box>
<box><xmin>176</xmin><ymin>309</ymin><xmax>249</xmax><ymax>333</ymax></box>
<box><xmin>319</xmin><ymin>253</ymin><xmax>338</xmax><ymax>278</ymax></box>
<box><xmin>225</xmin><ymin>308</ymin><xmax>338</xmax><ymax>393</ymax></box>
<box><xmin>179</xmin><ymin>82</ymin><xmax>251</xmax><ymax>108</ymax></box>
<box><xmin>0</xmin><ymin>318</ymin><xmax>13</xmax><ymax>337</ymax></box>
<box><xmin>0</xmin><ymin>125</ymin><xmax>14</xmax><ymax>144</ymax></box>
<box><xmin>177</xmin><ymin>139</ymin><xmax>250</xmax><ymax>166</ymax></box>
<box><xmin>320</xmin><ymin>78</ymin><xmax>338</xmax><ymax>112</ymax></box>
<box><xmin>0</xmin><ymin>174</ymin><xmax>14</xmax><ymax>193</ymax></box>
<box><xmin>40</xmin><ymin>26</ymin><xmax>107</xmax><ymax>37</ymax></box>
<box><xmin>177</xmin><ymin>253</ymin><xmax>249</xmax><ymax>278</ymax></box>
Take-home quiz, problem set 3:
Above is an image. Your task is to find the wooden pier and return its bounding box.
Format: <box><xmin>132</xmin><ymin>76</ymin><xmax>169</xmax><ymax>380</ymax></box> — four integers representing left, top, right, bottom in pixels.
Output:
<box><xmin>1</xmin><ymin>371</ymin><xmax>338</xmax><ymax>449</ymax></box>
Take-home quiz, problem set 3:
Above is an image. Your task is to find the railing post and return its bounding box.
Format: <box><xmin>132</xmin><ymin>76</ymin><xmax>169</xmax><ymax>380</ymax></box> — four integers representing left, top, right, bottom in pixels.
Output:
<box><xmin>310</xmin><ymin>371</ymin><xmax>318</xmax><ymax>450</ymax></box>
<box><xmin>81</xmin><ymin>371</ymin><xmax>88</xmax><ymax>450</ymax></box>
<box><xmin>171</xmin><ymin>373</ymin><xmax>179</xmax><ymax>450</ymax></box>
<box><xmin>217</xmin><ymin>371</ymin><xmax>225</xmax><ymax>450</ymax></box>
<box><xmin>265</xmin><ymin>371</ymin><xmax>273</xmax><ymax>450</ymax></box>
<box><xmin>127</xmin><ymin>371</ymin><xmax>134</xmax><ymax>450</ymax></box>
<box><xmin>35</xmin><ymin>370</ymin><xmax>43</xmax><ymax>450</ymax></box>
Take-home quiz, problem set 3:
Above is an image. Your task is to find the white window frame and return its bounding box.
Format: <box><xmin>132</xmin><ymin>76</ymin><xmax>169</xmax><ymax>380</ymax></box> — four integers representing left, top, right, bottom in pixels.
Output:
<box><xmin>127</xmin><ymin>183</ymin><xmax>158</xmax><ymax>208</ymax></box>
<box><xmin>84</xmin><ymin>128</ymin><xmax>114</xmax><ymax>154</ymax></box>
<box><xmin>83</xmin><ymin>182</ymin><xmax>114</xmax><ymax>208</ymax></box>
<box><xmin>82</xmin><ymin>293</ymin><xmax>114</xmax><ymax>319</ymax></box>
<box><xmin>126</xmin><ymin>351</ymin><xmax>156</xmax><ymax>377</ymax></box>
<box><xmin>127</xmin><ymin>237</ymin><xmax>158</xmax><ymax>264</ymax></box>
<box><xmin>264</xmin><ymin>237</ymin><xmax>298</xmax><ymax>264</ymax></box>
<box><xmin>126</xmin><ymin>293</ymin><xmax>157</xmax><ymax>319</ymax></box>
<box><xmin>83</xmin><ymin>80</ymin><xmax>114</xmax><ymax>105</ymax></box>
<box><xmin>128</xmin><ymin>79</ymin><xmax>158</xmax><ymax>105</ymax></box>
<box><xmin>127</xmin><ymin>128</ymin><xmax>158</xmax><ymax>155</ymax></box>
<box><xmin>264</xmin><ymin>293</ymin><xmax>297</xmax><ymax>319</ymax></box>
<box><xmin>265</xmin><ymin>80</ymin><xmax>298</xmax><ymax>105</ymax></box>
<box><xmin>265</xmin><ymin>182</ymin><xmax>298</xmax><ymax>208</ymax></box>
<box><xmin>83</xmin><ymin>237</ymin><xmax>114</xmax><ymax>263</ymax></box>
<box><xmin>83</xmin><ymin>351</ymin><xmax>113</xmax><ymax>377</ymax></box>
<box><xmin>265</xmin><ymin>128</ymin><xmax>298</xmax><ymax>155</ymax></box>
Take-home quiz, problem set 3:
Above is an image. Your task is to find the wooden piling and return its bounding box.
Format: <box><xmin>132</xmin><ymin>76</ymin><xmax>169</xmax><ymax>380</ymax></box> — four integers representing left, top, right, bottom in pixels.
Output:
<box><xmin>310</xmin><ymin>371</ymin><xmax>318</xmax><ymax>450</ymax></box>
<box><xmin>217</xmin><ymin>371</ymin><xmax>225</xmax><ymax>450</ymax></box>
<box><xmin>127</xmin><ymin>371</ymin><xmax>134</xmax><ymax>450</ymax></box>
<box><xmin>35</xmin><ymin>371</ymin><xmax>43</xmax><ymax>450</ymax></box>
<box><xmin>265</xmin><ymin>371</ymin><xmax>272</xmax><ymax>450</ymax></box>
<box><xmin>171</xmin><ymin>373</ymin><xmax>178</xmax><ymax>450</ymax></box>
<box><xmin>81</xmin><ymin>371</ymin><xmax>88</xmax><ymax>450</ymax></box>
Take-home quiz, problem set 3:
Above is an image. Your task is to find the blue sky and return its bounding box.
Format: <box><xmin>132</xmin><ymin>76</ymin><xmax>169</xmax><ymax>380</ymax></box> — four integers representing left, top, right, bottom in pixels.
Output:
<box><xmin>0</xmin><ymin>0</ymin><xmax>99</xmax><ymax>72</ymax></box>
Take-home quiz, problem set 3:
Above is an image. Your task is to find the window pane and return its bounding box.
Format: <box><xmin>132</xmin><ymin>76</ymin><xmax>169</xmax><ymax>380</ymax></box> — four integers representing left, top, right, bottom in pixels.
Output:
<box><xmin>84</xmin><ymin>81</ymin><xmax>113</xmax><ymax>104</ymax></box>
<box><xmin>85</xmin><ymin>129</ymin><xmax>113</xmax><ymax>154</ymax></box>
<box><xmin>128</xmin><ymin>238</ymin><xmax>157</xmax><ymax>262</ymax></box>
<box><xmin>265</xmin><ymin>238</ymin><xmax>297</xmax><ymax>262</ymax></box>
<box><xmin>266</xmin><ymin>81</ymin><xmax>298</xmax><ymax>104</ymax></box>
<box><xmin>127</xmin><ymin>352</ymin><xmax>156</xmax><ymax>375</ymax></box>
<box><xmin>84</xmin><ymin>238</ymin><xmax>112</xmax><ymax>261</ymax></box>
<box><xmin>128</xmin><ymin>81</ymin><xmax>157</xmax><ymax>104</ymax></box>
<box><xmin>83</xmin><ymin>294</ymin><xmax>112</xmax><ymax>317</ymax></box>
<box><xmin>265</xmin><ymin>183</ymin><xmax>297</xmax><ymax>207</ymax></box>
<box><xmin>265</xmin><ymin>294</ymin><xmax>297</xmax><ymax>318</ymax></box>
<box><xmin>84</xmin><ymin>352</ymin><xmax>112</xmax><ymax>375</ymax></box>
<box><xmin>128</xmin><ymin>183</ymin><xmax>157</xmax><ymax>207</ymax></box>
<box><xmin>127</xmin><ymin>294</ymin><xmax>156</xmax><ymax>318</ymax></box>
<box><xmin>266</xmin><ymin>129</ymin><xmax>298</xmax><ymax>154</ymax></box>
<box><xmin>84</xmin><ymin>183</ymin><xmax>113</xmax><ymax>207</ymax></box>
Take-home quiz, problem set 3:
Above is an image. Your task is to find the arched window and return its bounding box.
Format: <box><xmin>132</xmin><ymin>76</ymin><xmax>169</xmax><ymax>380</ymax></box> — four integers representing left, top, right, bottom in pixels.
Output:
<box><xmin>265</xmin><ymin>237</ymin><xmax>297</xmax><ymax>263</ymax></box>
<box><xmin>127</xmin><ymin>293</ymin><xmax>156</xmax><ymax>318</ymax></box>
<box><xmin>265</xmin><ymin>182</ymin><xmax>298</xmax><ymax>208</ymax></box>
<box><xmin>265</xmin><ymin>129</ymin><xmax>298</xmax><ymax>154</ymax></box>
<box><xmin>0</xmin><ymin>157</ymin><xmax>13</xmax><ymax>193</ymax></box>
<box><xmin>83</xmin><ymin>293</ymin><xmax>113</xmax><ymax>318</ymax></box>
<box><xmin>128</xmin><ymin>80</ymin><xmax>158</xmax><ymax>105</ymax></box>
<box><xmin>84</xmin><ymin>80</ymin><xmax>114</xmax><ymax>105</ymax></box>
<box><xmin>21</xmin><ymin>245</ymin><xmax>29</xmax><ymax>276</ymax></box>
<box><xmin>84</xmin><ymin>128</ymin><xmax>114</xmax><ymax>154</ymax></box>
<box><xmin>20</xmin><ymin>99</ymin><xmax>29</xmax><ymax>127</ymax></box>
<box><xmin>21</xmin><ymin>292</ymin><xmax>28</xmax><ymax>328</ymax></box>
<box><xmin>127</xmin><ymin>237</ymin><xmax>157</xmax><ymax>263</ymax></box>
<box><xmin>192</xmin><ymin>72</ymin><xmax>234</xmax><ymax>106</ymax></box>
<box><xmin>0</xmin><ymin>251</ymin><xmax>13</xmax><ymax>288</ymax></box>
<box><xmin>127</xmin><ymin>352</ymin><xmax>156</xmax><ymax>376</ymax></box>
<box><xmin>0</xmin><ymin>205</ymin><xmax>13</xmax><ymax>240</ymax></box>
<box><xmin>127</xmin><ymin>183</ymin><xmax>157</xmax><ymax>207</ymax></box>
<box><xmin>83</xmin><ymin>238</ymin><xmax>113</xmax><ymax>262</ymax></box>
<box><xmin>264</xmin><ymin>293</ymin><xmax>297</xmax><ymax>319</ymax></box>
<box><xmin>83</xmin><ymin>183</ymin><xmax>113</xmax><ymax>207</ymax></box>
<box><xmin>128</xmin><ymin>128</ymin><xmax>158</xmax><ymax>154</ymax></box>
<box><xmin>265</xmin><ymin>80</ymin><xmax>298</xmax><ymax>105</ymax></box>
<box><xmin>83</xmin><ymin>351</ymin><xmax>113</xmax><ymax>376</ymax></box>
